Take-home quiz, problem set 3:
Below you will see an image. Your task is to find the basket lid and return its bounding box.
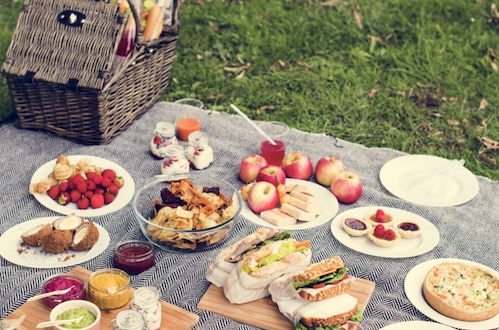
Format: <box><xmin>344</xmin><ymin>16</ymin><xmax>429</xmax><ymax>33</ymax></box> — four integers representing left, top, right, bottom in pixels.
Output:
<box><xmin>2</xmin><ymin>0</ymin><xmax>126</xmax><ymax>91</ymax></box>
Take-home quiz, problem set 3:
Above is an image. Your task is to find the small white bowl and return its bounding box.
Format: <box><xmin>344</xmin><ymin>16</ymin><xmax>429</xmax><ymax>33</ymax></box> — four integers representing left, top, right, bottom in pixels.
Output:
<box><xmin>49</xmin><ymin>300</ymin><xmax>101</xmax><ymax>330</ymax></box>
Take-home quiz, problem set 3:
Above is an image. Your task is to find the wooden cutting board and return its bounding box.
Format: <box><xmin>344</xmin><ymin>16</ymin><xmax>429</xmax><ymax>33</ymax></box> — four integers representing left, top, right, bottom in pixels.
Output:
<box><xmin>5</xmin><ymin>266</ymin><xmax>199</xmax><ymax>330</ymax></box>
<box><xmin>198</xmin><ymin>277</ymin><xmax>375</xmax><ymax>330</ymax></box>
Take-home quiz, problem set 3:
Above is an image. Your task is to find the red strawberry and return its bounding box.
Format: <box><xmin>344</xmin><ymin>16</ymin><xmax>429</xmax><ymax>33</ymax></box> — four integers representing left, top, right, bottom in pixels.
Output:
<box><xmin>68</xmin><ymin>179</ymin><xmax>76</xmax><ymax>190</ymax></box>
<box><xmin>58</xmin><ymin>192</ymin><xmax>70</xmax><ymax>205</ymax></box>
<box><xmin>101</xmin><ymin>177</ymin><xmax>111</xmax><ymax>188</ymax></box>
<box><xmin>104</xmin><ymin>193</ymin><xmax>115</xmax><ymax>204</ymax></box>
<box><xmin>384</xmin><ymin>229</ymin><xmax>397</xmax><ymax>241</ymax></box>
<box><xmin>113</xmin><ymin>177</ymin><xmax>124</xmax><ymax>189</ymax></box>
<box><xmin>153</xmin><ymin>136</ymin><xmax>161</xmax><ymax>144</ymax></box>
<box><xmin>373</xmin><ymin>224</ymin><xmax>385</xmax><ymax>238</ymax></box>
<box><xmin>47</xmin><ymin>186</ymin><xmax>60</xmax><ymax>200</ymax></box>
<box><xmin>90</xmin><ymin>194</ymin><xmax>105</xmax><ymax>209</ymax></box>
<box><xmin>59</xmin><ymin>182</ymin><xmax>68</xmax><ymax>192</ymax></box>
<box><xmin>91</xmin><ymin>174</ymin><xmax>103</xmax><ymax>185</ymax></box>
<box><xmin>84</xmin><ymin>191</ymin><xmax>94</xmax><ymax>198</ymax></box>
<box><xmin>72</xmin><ymin>173</ymin><xmax>84</xmax><ymax>185</ymax></box>
<box><xmin>76</xmin><ymin>182</ymin><xmax>87</xmax><ymax>193</ymax></box>
<box><xmin>77</xmin><ymin>197</ymin><xmax>90</xmax><ymax>210</ymax></box>
<box><xmin>86</xmin><ymin>180</ymin><xmax>96</xmax><ymax>191</ymax></box>
<box><xmin>102</xmin><ymin>169</ymin><xmax>116</xmax><ymax>181</ymax></box>
<box><xmin>70</xmin><ymin>190</ymin><xmax>81</xmax><ymax>203</ymax></box>
<box><xmin>107</xmin><ymin>184</ymin><xmax>119</xmax><ymax>196</ymax></box>
<box><xmin>95</xmin><ymin>188</ymin><xmax>104</xmax><ymax>195</ymax></box>
<box><xmin>86</xmin><ymin>172</ymin><xmax>96</xmax><ymax>181</ymax></box>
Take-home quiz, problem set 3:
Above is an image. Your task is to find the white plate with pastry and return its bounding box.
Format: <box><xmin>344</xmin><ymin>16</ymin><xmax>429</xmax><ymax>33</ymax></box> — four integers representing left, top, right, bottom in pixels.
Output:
<box><xmin>30</xmin><ymin>155</ymin><xmax>135</xmax><ymax>217</ymax></box>
<box><xmin>379</xmin><ymin>155</ymin><xmax>479</xmax><ymax>207</ymax></box>
<box><xmin>239</xmin><ymin>179</ymin><xmax>339</xmax><ymax>230</ymax></box>
<box><xmin>0</xmin><ymin>216</ymin><xmax>110</xmax><ymax>269</ymax></box>
<box><xmin>330</xmin><ymin>206</ymin><xmax>439</xmax><ymax>258</ymax></box>
<box><xmin>380</xmin><ymin>321</ymin><xmax>455</xmax><ymax>330</ymax></box>
<box><xmin>405</xmin><ymin>258</ymin><xmax>499</xmax><ymax>329</ymax></box>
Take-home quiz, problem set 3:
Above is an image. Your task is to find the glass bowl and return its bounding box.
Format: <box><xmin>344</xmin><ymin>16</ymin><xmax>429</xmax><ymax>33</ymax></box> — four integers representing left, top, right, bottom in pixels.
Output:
<box><xmin>133</xmin><ymin>177</ymin><xmax>242</xmax><ymax>252</ymax></box>
<box><xmin>41</xmin><ymin>274</ymin><xmax>86</xmax><ymax>309</ymax></box>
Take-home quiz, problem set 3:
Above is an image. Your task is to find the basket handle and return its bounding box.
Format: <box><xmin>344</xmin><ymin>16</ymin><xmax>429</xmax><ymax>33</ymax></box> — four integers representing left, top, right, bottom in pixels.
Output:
<box><xmin>126</xmin><ymin>0</ymin><xmax>143</xmax><ymax>44</ymax></box>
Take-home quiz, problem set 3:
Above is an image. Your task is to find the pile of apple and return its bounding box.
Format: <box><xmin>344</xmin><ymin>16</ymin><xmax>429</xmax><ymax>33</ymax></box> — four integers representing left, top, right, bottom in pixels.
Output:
<box><xmin>239</xmin><ymin>152</ymin><xmax>362</xmax><ymax>211</ymax></box>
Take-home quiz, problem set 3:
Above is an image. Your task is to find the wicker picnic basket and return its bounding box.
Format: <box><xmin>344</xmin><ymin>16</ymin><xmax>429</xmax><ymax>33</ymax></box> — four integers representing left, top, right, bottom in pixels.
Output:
<box><xmin>1</xmin><ymin>0</ymin><xmax>180</xmax><ymax>144</ymax></box>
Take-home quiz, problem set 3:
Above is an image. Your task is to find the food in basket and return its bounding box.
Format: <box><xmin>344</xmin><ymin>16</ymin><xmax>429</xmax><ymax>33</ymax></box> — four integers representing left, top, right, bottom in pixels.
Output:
<box><xmin>146</xmin><ymin>179</ymin><xmax>238</xmax><ymax>249</ymax></box>
<box><xmin>144</xmin><ymin>3</ymin><xmax>164</xmax><ymax>41</ymax></box>
<box><xmin>423</xmin><ymin>262</ymin><xmax>499</xmax><ymax>321</ymax></box>
<box><xmin>395</xmin><ymin>221</ymin><xmax>422</xmax><ymax>238</ymax></box>
<box><xmin>21</xmin><ymin>215</ymin><xmax>99</xmax><ymax>254</ymax></box>
<box><xmin>29</xmin><ymin>154</ymin><xmax>125</xmax><ymax>210</ymax></box>
<box><xmin>269</xmin><ymin>256</ymin><xmax>363</xmax><ymax>330</ymax></box>
<box><xmin>365</xmin><ymin>209</ymin><xmax>394</xmax><ymax>227</ymax></box>
<box><xmin>367</xmin><ymin>224</ymin><xmax>401</xmax><ymax>248</ymax></box>
<box><xmin>206</xmin><ymin>228</ymin><xmax>290</xmax><ymax>287</ymax></box>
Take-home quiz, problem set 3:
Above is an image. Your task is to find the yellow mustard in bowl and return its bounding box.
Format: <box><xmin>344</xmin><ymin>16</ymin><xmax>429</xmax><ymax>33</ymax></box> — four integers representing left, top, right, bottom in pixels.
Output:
<box><xmin>88</xmin><ymin>268</ymin><xmax>131</xmax><ymax>310</ymax></box>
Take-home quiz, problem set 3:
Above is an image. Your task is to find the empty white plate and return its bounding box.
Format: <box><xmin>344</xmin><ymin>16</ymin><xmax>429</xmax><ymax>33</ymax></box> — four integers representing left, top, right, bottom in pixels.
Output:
<box><xmin>379</xmin><ymin>155</ymin><xmax>479</xmax><ymax>207</ymax></box>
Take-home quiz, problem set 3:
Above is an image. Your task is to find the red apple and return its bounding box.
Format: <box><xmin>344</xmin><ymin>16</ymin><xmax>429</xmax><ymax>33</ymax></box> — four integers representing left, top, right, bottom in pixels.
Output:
<box><xmin>257</xmin><ymin>165</ymin><xmax>286</xmax><ymax>187</ymax></box>
<box><xmin>281</xmin><ymin>152</ymin><xmax>313</xmax><ymax>180</ymax></box>
<box><xmin>239</xmin><ymin>155</ymin><xmax>268</xmax><ymax>183</ymax></box>
<box><xmin>247</xmin><ymin>182</ymin><xmax>279</xmax><ymax>214</ymax></box>
<box><xmin>315</xmin><ymin>156</ymin><xmax>345</xmax><ymax>186</ymax></box>
<box><xmin>331</xmin><ymin>172</ymin><xmax>362</xmax><ymax>204</ymax></box>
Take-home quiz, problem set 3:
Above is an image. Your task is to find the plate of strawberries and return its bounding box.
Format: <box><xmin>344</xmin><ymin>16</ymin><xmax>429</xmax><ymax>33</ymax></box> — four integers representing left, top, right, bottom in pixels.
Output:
<box><xmin>29</xmin><ymin>155</ymin><xmax>135</xmax><ymax>217</ymax></box>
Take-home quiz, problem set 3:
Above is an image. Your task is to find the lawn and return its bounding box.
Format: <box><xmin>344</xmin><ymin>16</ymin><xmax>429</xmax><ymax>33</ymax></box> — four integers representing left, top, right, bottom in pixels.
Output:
<box><xmin>1</xmin><ymin>0</ymin><xmax>498</xmax><ymax>179</ymax></box>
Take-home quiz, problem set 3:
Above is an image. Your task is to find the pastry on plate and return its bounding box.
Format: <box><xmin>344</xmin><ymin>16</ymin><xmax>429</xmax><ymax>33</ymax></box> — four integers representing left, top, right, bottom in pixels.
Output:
<box><xmin>368</xmin><ymin>224</ymin><xmax>401</xmax><ymax>248</ymax></box>
<box><xmin>341</xmin><ymin>216</ymin><xmax>371</xmax><ymax>237</ymax></box>
<box><xmin>21</xmin><ymin>223</ymin><xmax>52</xmax><ymax>247</ymax></box>
<box><xmin>365</xmin><ymin>209</ymin><xmax>394</xmax><ymax>227</ymax></box>
<box><xmin>423</xmin><ymin>262</ymin><xmax>499</xmax><ymax>321</ymax></box>
<box><xmin>395</xmin><ymin>221</ymin><xmax>422</xmax><ymax>238</ymax></box>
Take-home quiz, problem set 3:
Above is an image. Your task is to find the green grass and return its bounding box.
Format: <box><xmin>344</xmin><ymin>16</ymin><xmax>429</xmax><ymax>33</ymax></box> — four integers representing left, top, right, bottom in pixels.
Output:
<box><xmin>1</xmin><ymin>0</ymin><xmax>499</xmax><ymax>179</ymax></box>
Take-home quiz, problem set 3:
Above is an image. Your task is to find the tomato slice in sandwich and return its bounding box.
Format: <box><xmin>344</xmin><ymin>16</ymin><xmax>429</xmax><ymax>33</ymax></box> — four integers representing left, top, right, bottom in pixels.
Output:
<box><xmin>312</xmin><ymin>283</ymin><xmax>326</xmax><ymax>289</ymax></box>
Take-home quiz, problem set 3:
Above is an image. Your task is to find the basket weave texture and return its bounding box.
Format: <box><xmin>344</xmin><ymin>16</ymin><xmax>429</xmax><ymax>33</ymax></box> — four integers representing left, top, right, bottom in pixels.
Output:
<box><xmin>2</xmin><ymin>0</ymin><xmax>180</xmax><ymax>145</ymax></box>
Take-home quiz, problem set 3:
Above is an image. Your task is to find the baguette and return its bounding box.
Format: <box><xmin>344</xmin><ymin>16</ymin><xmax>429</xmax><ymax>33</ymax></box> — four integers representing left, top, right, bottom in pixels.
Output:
<box><xmin>144</xmin><ymin>3</ymin><xmax>163</xmax><ymax>41</ymax></box>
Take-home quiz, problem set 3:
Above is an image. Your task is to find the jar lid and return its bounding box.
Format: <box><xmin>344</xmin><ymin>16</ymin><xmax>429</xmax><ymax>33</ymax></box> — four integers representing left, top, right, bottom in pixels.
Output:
<box><xmin>116</xmin><ymin>310</ymin><xmax>145</xmax><ymax>329</ymax></box>
<box><xmin>155</xmin><ymin>122</ymin><xmax>175</xmax><ymax>137</ymax></box>
<box><xmin>134</xmin><ymin>286</ymin><xmax>160</xmax><ymax>308</ymax></box>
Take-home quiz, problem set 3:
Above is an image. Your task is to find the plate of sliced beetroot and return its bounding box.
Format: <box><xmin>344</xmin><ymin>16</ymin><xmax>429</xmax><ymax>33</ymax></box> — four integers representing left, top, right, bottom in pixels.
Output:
<box><xmin>29</xmin><ymin>155</ymin><xmax>135</xmax><ymax>217</ymax></box>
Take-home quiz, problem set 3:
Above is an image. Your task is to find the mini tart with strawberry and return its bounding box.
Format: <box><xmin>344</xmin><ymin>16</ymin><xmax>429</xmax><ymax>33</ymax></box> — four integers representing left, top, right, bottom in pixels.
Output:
<box><xmin>341</xmin><ymin>216</ymin><xmax>371</xmax><ymax>237</ymax></box>
<box><xmin>364</xmin><ymin>209</ymin><xmax>394</xmax><ymax>227</ymax></box>
<box><xmin>368</xmin><ymin>224</ymin><xmax>401</xmax><ymax>248</ymax></box>
<box><xmin>395</xmin><ymin>220</ymin><xmax>422</xmax><ymax>239</ymax></box>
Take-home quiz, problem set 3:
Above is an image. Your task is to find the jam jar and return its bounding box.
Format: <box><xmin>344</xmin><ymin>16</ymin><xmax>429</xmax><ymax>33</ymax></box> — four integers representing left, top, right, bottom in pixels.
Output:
<box><xmin>186</xmin><ymin>131</ymin><xmax>213</xmax><ymax>170</ymax></box>
<box><xmin>150</xmin><ymin>122</ymin><xmax>178</xmax><ymax>159</ymax></box>
<box><xmin>130</xmin><ymin>287</ymin><xmax>162</xmax><ymax>330</ymax></box>
<box><xmin>160</xmin><ymin>145</ymin><xmax>190</xmax><ymax>176</ymax></box>
<box><xmin>40</xmin><ymin>274</ymin><xmax>86</xmax><ymax>309</ymax></box>
<box><xmin>110</xmin><ymin>310</ymin><xmax>146</xmax><ymax>330</ymax></box>
<box><xmin>114</xmin><ymin>240</ymin><xmax>155</xmax><ymax>275</ymax></box>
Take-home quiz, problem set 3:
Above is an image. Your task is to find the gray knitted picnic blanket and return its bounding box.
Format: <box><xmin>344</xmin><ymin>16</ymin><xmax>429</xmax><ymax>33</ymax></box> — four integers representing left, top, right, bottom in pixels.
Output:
<box><xmin>0</xmin><ymin>102</ymin><xmax>498</xmax><ymax>330</ymax></box>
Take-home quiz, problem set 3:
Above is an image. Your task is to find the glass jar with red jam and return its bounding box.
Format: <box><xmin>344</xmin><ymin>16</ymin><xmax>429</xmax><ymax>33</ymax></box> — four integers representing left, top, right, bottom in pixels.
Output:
<box><xmin>41</xmin><ymin>274</ymin><xmax>86</xmax><ymax>309</ymax></box>
<box><xmin>114</xmin><ymin>240</ymin><xmax>155</xmax><ymax>275</ymax></box>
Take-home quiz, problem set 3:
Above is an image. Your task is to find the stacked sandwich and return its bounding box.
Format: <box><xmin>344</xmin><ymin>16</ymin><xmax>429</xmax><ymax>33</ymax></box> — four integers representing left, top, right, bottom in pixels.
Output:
<box><xmin>206</xmin><ymin>228</ymin><xmax>312</xmax><ymax>304</ymax></box>
<box><xmin>269</xmin><ymin>256</ymin><xmax>363</xmax><ymax>330</ymax></box>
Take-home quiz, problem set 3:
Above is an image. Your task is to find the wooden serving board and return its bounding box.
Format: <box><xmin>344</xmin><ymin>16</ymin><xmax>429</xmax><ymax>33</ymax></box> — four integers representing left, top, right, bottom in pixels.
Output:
<box><xmin>5</xmin><ymin>266</ymin><xmax>199</xmax><ymax>330</ymax></box>
<box><xmin>198</xmin><ymin>277</ymin><xmax>375</xmax><ymax>330</ymax></box>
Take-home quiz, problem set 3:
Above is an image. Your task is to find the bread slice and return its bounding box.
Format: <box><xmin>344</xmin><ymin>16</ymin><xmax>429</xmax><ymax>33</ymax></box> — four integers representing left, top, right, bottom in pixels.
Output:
<box><xmin>289</xmin><ymin>190</ymin><xmax>323</xmax><ymax>207</ymax></box>
<box><xmin>299</xmin><ymin>294</ymin><xmax>358</xmax><ymax>327</ymax></box>
<box><xmin>288</xmin><ymin>196</ymin><xmax>322</xmax><ymax>215</ymax></box>
<box><xmin>281</xmin><ymin>203</ymin><xmax>316</xmax><ymax>221</ymax></box>
<box><xmin>297</xmin><ymin>280</ymin><xmax>352</xmax><ymax>300</ymax></box>
<box><xmin>423</xmin><ymin>262</ymin><xmax>499</xmax><ymax>322</ymax></box>
<box><xmin>260</xmin><ymin>208</ymin><xmax>297</xmax><ymax>226</ymax></box>
<box><xmin>293</xmin><ymin>256</ymin><xmax>344</xmax><ymax>282</ymax></box>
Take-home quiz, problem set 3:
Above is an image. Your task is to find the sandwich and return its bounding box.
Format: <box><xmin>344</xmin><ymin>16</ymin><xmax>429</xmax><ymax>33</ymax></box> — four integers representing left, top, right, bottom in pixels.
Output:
<box><xmin>223</xmin><ymin>238</ymin><xmax>312</xmax><ymax>304</ymax></box>
<box><xmin>206</xmin><ymin>228</ymin><xmax>290</xmax><ymax>287</ymax></box>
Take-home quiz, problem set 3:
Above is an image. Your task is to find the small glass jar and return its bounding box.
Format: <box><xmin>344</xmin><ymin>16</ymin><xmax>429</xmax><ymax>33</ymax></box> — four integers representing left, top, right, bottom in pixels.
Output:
<box><xmin>150</xmin><ymin>122</ymin><xmax>178</xmax><ymax>159</ymax></box>
<box><xmin>186</xmin><ymin>131</ymin><xmax>213</xmax><ymax>170</ymax></box>
<box><xmin>110</xmin><ymin>310</ymin><xmax>146</xmax><ymax>330</ymax></box>
<box><xmin>160</xmin><ymin>145</ymin><xmax>190</xmax><ymax>176</ymax></box>
<box><xmin>88</xmin><ymin>268</ymin><xmax>132</xmax><ymax>310</ymax></box>
<box><xmin>130</xmin><ymin>287</ymin><xmax>162</xmax><ymax>330</ymax></box>
<box><xmin>40</xmin><ymin>274</ymin><xmax>86</xmax><ymax>309</ymax></box>
<box><xmin>114</xmin><ymin>240</ymin><xmax>155</xmax><ymax>275</ymax></box>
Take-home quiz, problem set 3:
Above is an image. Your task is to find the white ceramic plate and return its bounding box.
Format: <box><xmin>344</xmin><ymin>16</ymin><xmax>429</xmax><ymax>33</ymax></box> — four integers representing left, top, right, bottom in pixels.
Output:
<box><xmin>239</xmin><ymin>179</ymin><xmax>339</xmax><ymax>230</ymax></box>
<box><xmin>405</xmin><ymin>258</ymin><xmax>499</xmax><ymax>330</ymax></box>
<box><xmin>379</xmin><ymin>155</ymin><xmax>479</xmax><ymax>207</ymax></box>
<box><xmin>330</xmin><ymin>206</ymin><xmax>439</xmax><ymax>258</ymax></box>
<box><xmin>0</xmin><ymin>216</ymin><xmax>110</xmax><ymax>269</ymax></box>
<box><xmin>30</xmin><ymin>155</ymin><xmax>135</xmax><ymax>216</ymax></box>
<box><xmin>380</xmin><ymin>321</ymin><xmax>455</xmax><ymax>330</ymax></box>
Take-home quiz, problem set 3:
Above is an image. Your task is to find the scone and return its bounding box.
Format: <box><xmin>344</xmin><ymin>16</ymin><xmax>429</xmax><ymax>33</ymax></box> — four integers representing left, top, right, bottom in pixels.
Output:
<box><xmin>423</xmin><ymin>262</ymin><xmax>499</xmax><ymax>321</ymax></box>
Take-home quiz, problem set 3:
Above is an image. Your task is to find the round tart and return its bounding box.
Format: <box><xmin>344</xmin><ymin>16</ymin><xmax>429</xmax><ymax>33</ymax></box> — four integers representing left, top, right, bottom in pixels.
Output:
<box><xmin>423</xmin><ymin>262</ymin><xmax>499</xmax><ymax>321</ymax></box>
<box><xmin>395</xmin><ymin>221</ymin><xmax>422</xmax><ymax>238</ymax></box>
<box><xmin>341</xmin><ymin>216</ymin><xmax>371</xmax><ymax>237</ymax></box>
<box><xmin>365</xmin><ymin>209</ymin><xmax>394</xmax><ymax>227</ymax></box>
<box><xmin>368</xmin><ymin>224</ymin><xmax>401</xmax><ymax>248</ymax></box>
